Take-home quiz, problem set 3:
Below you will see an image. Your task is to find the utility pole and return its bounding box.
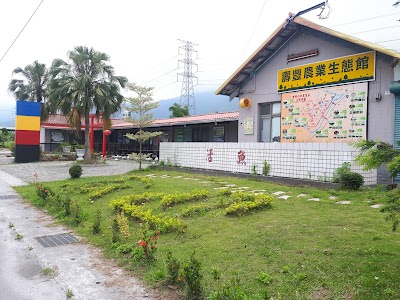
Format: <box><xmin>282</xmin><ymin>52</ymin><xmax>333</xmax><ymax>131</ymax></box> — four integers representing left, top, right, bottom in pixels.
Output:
<box><xmin>177</xmin><ymin>39</ymin><xmax>198</xmax><ymax>115</ymax></box>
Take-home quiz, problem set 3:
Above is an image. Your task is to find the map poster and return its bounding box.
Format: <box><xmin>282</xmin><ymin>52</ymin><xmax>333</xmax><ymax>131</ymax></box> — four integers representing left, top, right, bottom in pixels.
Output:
<box><xmin>281</xmin><ymin>82</ymin><xmax>368</xmax><ymax>143</ymax></box>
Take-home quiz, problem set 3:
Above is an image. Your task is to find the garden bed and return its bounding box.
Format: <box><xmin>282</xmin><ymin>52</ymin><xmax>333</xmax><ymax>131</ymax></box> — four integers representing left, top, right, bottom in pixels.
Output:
<box><xmin>15</xmin><ymin>168</ymin><xmax>400</xmax><ymax>299</ymax></box>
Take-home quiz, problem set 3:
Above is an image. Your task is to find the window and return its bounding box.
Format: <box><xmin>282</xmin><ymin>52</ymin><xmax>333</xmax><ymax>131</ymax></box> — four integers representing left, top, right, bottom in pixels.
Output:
<box><xmin>259</xmin><ymin>102</ymin><xmax>281</xmax><ymax>142</ymax></box>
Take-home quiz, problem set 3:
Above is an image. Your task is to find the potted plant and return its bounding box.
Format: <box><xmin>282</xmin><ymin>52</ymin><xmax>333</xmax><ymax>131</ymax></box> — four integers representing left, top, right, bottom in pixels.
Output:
<box><xmin>73</xmin><ymin>143</ymin><xmax>85</xmax><ymax>161</ymax></box>
<box><xmin>60</xmin><ymin>142</ymin><xmax>71</xmax><ymax>153</ymax></box>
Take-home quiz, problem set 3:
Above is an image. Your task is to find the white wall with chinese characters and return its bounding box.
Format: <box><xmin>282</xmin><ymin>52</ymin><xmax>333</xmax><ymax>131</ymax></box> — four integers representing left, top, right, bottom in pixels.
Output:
<box><xmin>160</xmin><ymin>142</ymin><xmax>377</xmax><ymax>185</ymax></box>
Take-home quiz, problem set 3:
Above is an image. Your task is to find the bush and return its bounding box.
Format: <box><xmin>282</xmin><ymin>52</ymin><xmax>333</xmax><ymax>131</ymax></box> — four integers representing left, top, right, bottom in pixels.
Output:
<box><xmin>332</xmin><ymin>162</ymin><xmax>351</xmax><ymax>183</ymax></box>
<box><xmin>256</xmin><ymin>272</ymin><xmax>273</xmax><ymax>285</ymax></box>
<box><xmin>36</xmin><ymin>185</ymin><xmax>54</xmax><ymax>201</ymax></box>
<box><xmin>339</xmin><ymin>172</ymin><xmax>364</xmax><ymax>190</ymax></box>
<box><xmin>69</xmin><ymin>164</ymin><xmax>82</xmax><ymax>179</ymax></box>
<box><xmin>92</xmin><ymin>209</ymin><xmax>102</xmax><ymax>234</ymax></box>
<box><xmin>209</xmin><ymin>275</ymin><xmax>249</xmax><ymax>300</ymax></box>
<box><xmin>183</xmin><ymin>252</ymin><xmax>203</xmax><ymax>300</ymax></box>
<box><xmin>262</xmin><ymin>160</ymin><xmax>271</xmax><ymax>176</ymax></box>
<box><xmin>166</xmin><ymin>251</ymin><xmax>181</xmax><ymax>285</ymax></box>
<box><xmin>160</xmin><ymin>190</ymin><xmax>209</xmax><ymax>209</ymax></box>
<box><xmin>225</xmin><ymin>194</ymin><xmax>273</xmax><ymax>216</ymax></box>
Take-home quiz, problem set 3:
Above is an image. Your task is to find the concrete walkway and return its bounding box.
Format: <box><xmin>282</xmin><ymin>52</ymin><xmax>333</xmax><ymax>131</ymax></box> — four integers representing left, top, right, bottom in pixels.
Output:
<box><xmin>0</xmin><ymin>157</ymin><xmax>167</xmax><ymax>300</ymax></box>
<box><xmin>0</xmin><ymin>159</ymin><xmax>143</xmax><ymax>183</ymax></box>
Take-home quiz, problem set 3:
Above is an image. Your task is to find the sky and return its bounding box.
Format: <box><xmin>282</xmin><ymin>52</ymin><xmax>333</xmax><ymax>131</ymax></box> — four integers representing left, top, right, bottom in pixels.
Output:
<box><xmin>0</xmin><ymin>0</ymin><xmax>399</xmax><ymax>121</ymax></box>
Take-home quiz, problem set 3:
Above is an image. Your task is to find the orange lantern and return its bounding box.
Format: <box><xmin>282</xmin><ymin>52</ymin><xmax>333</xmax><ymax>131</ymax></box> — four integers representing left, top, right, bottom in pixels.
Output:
<box><xmin>239</xmin><ymin>98</ymin><xmax>252</xmax><ymax>108</ymax></box>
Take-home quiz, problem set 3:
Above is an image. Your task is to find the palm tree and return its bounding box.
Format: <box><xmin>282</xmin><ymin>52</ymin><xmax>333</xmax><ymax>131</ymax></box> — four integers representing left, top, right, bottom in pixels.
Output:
<box><xmin>48</xmin><ymin>46</ymin><xmax>127</xmax><ymax>161</ymax></box>
<box><xmin>8</xmin><ymin>60</ymin><xmax>50</xmax><ymax>121</ymax></box>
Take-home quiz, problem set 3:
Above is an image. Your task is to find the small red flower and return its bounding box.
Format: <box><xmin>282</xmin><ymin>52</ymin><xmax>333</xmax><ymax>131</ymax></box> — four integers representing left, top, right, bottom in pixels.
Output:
<box><xmin>178</xmin><ymin>277</ymin><xmax>183</xmax><ymax>283</ymax></box>
<box><xmin>156</xmin><ymin>230</ymin><xmax>160</xmax><ymax>235</ymax></box>
<box><xmin>138</xmin><ymin>240</ymin><xmax>147</xmax><ymax>247</ymax></box>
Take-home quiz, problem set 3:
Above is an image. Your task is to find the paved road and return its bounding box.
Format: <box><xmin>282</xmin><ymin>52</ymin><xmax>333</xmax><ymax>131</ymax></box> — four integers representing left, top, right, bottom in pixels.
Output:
<box><xmin>0</xmin><ymin>155</ymin><xmax>143</xmax><ymax>183</ymax></box>
<box><xmin>0</xmin><ymin>154</ymin><xmax>168</xmax><ymax>300</ymax></box>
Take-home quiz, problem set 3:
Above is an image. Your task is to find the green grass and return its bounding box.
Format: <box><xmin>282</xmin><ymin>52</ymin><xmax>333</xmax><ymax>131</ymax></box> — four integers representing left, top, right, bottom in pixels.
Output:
<box><xmin>15</xmin><ymin>169</ymin><xmax>400</xmax><ymax>299</ymax></box>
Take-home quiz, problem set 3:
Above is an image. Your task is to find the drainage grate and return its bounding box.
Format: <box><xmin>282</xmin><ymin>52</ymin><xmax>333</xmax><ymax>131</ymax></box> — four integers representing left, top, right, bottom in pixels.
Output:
<box><xmin>0</xmin><ymin>194</ymin><xmax>19</xmax><ymax>200</ymax></box>
<box><xmin>34</xmin><ymin>233</ymin><xmax>79</xmax><ymax>247</ymax></box>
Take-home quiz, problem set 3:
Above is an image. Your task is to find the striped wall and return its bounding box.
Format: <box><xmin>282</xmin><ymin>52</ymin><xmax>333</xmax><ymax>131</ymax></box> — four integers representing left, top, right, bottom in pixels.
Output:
<box><xmin>15</xmin><ymin>101</ymin><xmax>41</xmax><ymax>163</ymax></box>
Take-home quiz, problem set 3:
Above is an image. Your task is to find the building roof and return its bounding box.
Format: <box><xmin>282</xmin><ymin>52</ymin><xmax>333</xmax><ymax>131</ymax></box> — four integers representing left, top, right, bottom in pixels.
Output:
<box><xmin>41</xmin><ymin>111</ymin><xmax>239</xmax><ymax>130</ymax></box>
<box><xmin>41</xmin><ymin>115</ymin><xmax>132</xmax><ymax>130</ymax></box>
<box><xmin>215</xmin><ymin>15</ymin><xmax>400</xmax><ymax>98</ymax></box>
<box><xmin>152</xmin><ymin>111</ymin><xmax>239</xmax><ymax>127</ymax></box>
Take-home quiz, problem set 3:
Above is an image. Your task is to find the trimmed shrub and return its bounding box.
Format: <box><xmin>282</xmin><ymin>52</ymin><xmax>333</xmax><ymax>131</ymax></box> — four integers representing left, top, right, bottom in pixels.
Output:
<box><xmin>69</xmin><ymin>164</ymin><xmax>82</xmax><ymax>179</ymax></box>
<box><xmin>339</xmin><ymin>172</ymin><xmax>364</xmax><ymax>190</ymax></box>
<box><xmin>332</xmin><ymin>162</ymin><xmax>351</xmax><ymax>183</ymax></box>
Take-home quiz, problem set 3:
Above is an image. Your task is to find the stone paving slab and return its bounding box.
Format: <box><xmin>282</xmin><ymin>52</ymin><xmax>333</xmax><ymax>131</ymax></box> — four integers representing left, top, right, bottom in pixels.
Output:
<box><xmin>308</xmin><ymin>198</ymin><xmax>320</xmax><ymax>202</ymax></box>
<box><xmin>336</xmin><ymin>201</ymin><xmax>351</xmax><ymax>205</ymax></box>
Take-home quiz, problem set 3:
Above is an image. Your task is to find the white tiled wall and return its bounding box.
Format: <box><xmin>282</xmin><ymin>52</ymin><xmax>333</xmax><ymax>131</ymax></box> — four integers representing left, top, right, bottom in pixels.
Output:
<box><xmin>159</xmin><ymin>142</ymin><xmax>377</xmax><ymax>185</ymax></box>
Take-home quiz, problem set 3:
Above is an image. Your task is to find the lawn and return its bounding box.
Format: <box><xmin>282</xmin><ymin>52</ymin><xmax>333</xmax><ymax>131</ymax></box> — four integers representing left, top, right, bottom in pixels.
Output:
<box><xmin>15</xmin><ymin>168</ymin><xmax>400</xmax><ymax>300</ymax></box>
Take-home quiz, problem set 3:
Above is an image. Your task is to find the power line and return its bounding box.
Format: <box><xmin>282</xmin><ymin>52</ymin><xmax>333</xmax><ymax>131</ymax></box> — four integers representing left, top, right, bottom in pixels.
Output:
<box><xmin>0</xmin><ymin>0</ymin><xmax>44</xmax><ymax>64</ymax></box>
<box><xmin>143</xmin><ymin>68</ymin><xmax>178</xmax><ymax>84</ymax></box>
<box><xmin>350</xmin><ymin>25</ymin><xmax>400</xmax><ymax>35</ymax></box>
<box><xmin>375</xmin><ymin>38</ymin><xmax>400</xmax><ymax>43</ymax></box>
<box><xmin>330</xmin><ymin>12</ymin><xmax>399</xmax><ymax>28</ymax></box>
<box><xmin>141</xmin><ymin>55</ymin><xmax>179</xmax><ymax>74</ymax></box>
<box><xmin>240</xmin><ymin>0</ymin><xmax>267</xmax><ymax>62</ymax></box>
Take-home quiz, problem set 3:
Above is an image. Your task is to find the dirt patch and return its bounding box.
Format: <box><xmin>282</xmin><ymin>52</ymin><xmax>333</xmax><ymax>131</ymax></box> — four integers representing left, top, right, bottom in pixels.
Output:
<box><xmin>88</xmin><ymin>246</ymin><xmax>181</xmax><ymax>300</ymax></box>
<box><xmin>311</xmin><ymin>287</ymin><xmax>330</xmax><ymax>299</ymax></box>
<box><xmin>343</xmin><ymin>290</ymin><xmax>354</xmax><ymax>300</ymax></box>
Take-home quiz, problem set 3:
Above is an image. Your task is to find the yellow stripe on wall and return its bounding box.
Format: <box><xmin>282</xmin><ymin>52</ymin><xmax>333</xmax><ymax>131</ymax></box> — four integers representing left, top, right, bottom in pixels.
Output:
<box><xmin>16</xmin><ymin>115</ymin><xmax>40</xmax><ymax>131</ymax></box>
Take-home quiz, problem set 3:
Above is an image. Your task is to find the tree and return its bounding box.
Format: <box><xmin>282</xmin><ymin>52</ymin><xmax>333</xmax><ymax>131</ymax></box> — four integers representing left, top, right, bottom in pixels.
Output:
<box><xmin>353</xmin><ymin>139</ymin><xmax>400</xmax><ymax>231</ymax></box>
<box><xmin>124</xmin><ymin>83</ymin><xmax>162</xmax><ymax>170</ymax></box>
<box><xmin>48</xmin><ymin>46</ymin><xmax>127</xmax><ymax>162</ymax></box>
<box><xmin>8</xmin><ymin>60</ymin><xmax>50</xmax><ymax>121</ymax></box>
<box><xmin>169</xmin><ymin>102</ymin><xmax>189</xmax><ymax>118</ymax></box>
<box><xmin>353</xmin><ymin>139</ymin><xmax>400</xmax><ymax>178</ymax></box>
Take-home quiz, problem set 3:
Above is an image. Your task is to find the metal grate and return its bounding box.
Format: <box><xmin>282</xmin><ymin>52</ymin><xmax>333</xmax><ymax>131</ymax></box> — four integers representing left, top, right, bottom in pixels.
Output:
<box><xmin>0</xmin><ymin>194</ymin><xmax>19</xmax><ymax>200</ymax></box>
<box><xmin>34</xmin><ymin>233</ymin><xmax>79</xmax><ymax>247</ymax></box>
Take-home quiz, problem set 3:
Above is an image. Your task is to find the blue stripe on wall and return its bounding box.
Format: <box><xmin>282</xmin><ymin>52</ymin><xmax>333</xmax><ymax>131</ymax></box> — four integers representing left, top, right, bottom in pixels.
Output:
<box><xmin>16</xmin><ymin>101</ymin><xmax>41</xmax><ymax>117</ymax></box>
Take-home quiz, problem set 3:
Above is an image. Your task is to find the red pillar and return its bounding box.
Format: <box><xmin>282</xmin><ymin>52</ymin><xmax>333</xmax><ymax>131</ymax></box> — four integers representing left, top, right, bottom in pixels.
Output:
<box><xmin>102</xmin><ymin>130</ymin><xmax>111</xmax><ymax>157</ymax></box>
<box><xmin>90</xmin><ymin>114</ymin><xmax>95</xmax><ymax>153</ymax></box>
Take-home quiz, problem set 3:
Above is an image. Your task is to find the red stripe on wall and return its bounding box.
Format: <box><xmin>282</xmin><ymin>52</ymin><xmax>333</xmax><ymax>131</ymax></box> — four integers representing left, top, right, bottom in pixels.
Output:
<box><xmin>15</xmin><ymin>130</ymin><xmax>40</xmax><ymax>145</ymax></box>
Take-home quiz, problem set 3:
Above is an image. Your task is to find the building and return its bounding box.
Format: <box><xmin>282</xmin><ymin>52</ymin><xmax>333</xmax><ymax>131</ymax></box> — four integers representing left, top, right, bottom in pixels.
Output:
<box><xmin>159</xmin><ymin>15</ymin><xmax>400</xmax><ymax>184</ymax></box>
<box><xmin>40</xmin><ymin>112</ymin><xmax>238</xmax><ymax>155</ymax></box>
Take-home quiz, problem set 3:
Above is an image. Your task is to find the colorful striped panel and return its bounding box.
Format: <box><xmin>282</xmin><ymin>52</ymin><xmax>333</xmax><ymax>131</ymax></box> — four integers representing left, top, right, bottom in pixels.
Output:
<box><xmin>14</xmin><ymin>145</ymin><xmax>40</xmax><ymax>163</ymax></box>
<box><xmin>15</xmin><ymin>115</ymin><xmax>40</xmax><ymax>131</ymax></box>
<box><xmin>15</xmin><ymin>130</ymin><xmax>40</xmax><ymax>145</ymax></box>
<box><xmin>16</xmin><ymin>101</ymin><xmax>41</xmax><ymax>117</ymax></box>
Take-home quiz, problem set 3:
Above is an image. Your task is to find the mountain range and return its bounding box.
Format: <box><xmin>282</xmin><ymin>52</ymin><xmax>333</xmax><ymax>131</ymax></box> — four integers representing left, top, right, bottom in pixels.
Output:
<box><xmin>137</xmin><ymin>92</ymin><xmax>238</xmax><ymax>119</ymax></box>
<box><xmin>0</xmin><ymin>91</ymin><xmax>239</xmax><ymax>128</ymax></box>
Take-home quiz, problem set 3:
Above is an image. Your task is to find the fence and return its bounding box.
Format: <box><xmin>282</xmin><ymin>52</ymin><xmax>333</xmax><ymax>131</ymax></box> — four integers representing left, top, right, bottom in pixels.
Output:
<box><xmin>159</xmin><ymin>142</ymin><xmax>377</xmax><ymax>185</ymax></box>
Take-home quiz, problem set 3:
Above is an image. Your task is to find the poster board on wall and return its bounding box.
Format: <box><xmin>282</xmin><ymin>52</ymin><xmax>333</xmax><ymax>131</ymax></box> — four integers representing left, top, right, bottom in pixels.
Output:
<box><xmin>277</xmin><ymin>51</ymin><xmax>375</xmax><ymax>93</ymax></box>
<box><xmin>280</xmin><ymin>82</ymin><xmax>368</xmax><ymax>143</ymax></box>
<box><xmin>213</xmin><ymin>126</ymin><xmax>225</xmax><ymax>142</ymax></box>
<box><xmin>243</xmin><ymin>117</ymin><xmax>254</xmax><ymax>135</ymax></box>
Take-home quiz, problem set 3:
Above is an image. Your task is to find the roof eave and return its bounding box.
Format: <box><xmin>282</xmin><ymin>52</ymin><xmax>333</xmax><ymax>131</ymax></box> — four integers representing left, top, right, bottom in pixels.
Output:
<box><xmin>216</xmin><ymin>15</ymin><xmax>400</xmax><ymax>97</ymax></box>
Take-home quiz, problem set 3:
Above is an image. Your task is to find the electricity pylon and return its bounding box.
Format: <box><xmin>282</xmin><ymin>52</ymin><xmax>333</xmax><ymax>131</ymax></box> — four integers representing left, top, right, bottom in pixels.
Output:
<box><xmin>177</xmin><ymin>39</ymin><xmax>198</xmax><ymax>115</ymax></box>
